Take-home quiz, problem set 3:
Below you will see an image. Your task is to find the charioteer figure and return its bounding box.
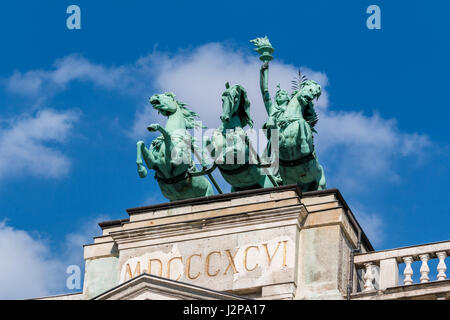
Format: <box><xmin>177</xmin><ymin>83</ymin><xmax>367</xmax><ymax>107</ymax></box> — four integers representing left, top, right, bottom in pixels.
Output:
<box><xmin>252</xmin><ymin>36</ymin><xmax>326</xmax><ymax>191</ymax></box>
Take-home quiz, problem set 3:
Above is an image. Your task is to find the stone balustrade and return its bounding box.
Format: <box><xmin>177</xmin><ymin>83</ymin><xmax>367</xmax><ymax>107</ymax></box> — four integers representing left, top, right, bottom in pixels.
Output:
<box><xmin>354</xmin><ymin>240</ymin><xmax>450</xmax><ymax>293</ymax></box>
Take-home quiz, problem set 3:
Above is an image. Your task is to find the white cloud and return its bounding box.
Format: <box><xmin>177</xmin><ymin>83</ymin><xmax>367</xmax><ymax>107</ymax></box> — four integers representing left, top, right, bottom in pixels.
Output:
<box><xmin>6</xmin><ymin>55</ymin><xmax>132</xmax><ymax>99</ymax></box>
<box><xmin>3</xmin><ymin>43</ymin><xmax>433</xmax><ymax>248</ymax></box>
<box><xmin>0</xmin><ymin>215</ymin><xmax>107</xmax><ymax>299</ymax></box>
<box><xmin>4</xmin><ymin>54</ymin><xmax>161</xmax><ymax>110</ymax></box>
<box><xmin>315</xmin><ymin>111</ymin><xmax>431</xmax><ymax>190</ymax></box>
<box><xmin>0</xmin><ymin>109</ymin><xmax>80</xmax><ymax>180</ymax></box>
<box><xmin>317</xmin><ymin>111</ymin><xmax>431</xmax><ymax>158</ymax></box>
<box><xmin>3</xmin><ymin>46</ymin><xmax>328</xmax><ymax>137</ymax></box>
<box><xmin>127</xmin><ymin>43</ymin><xmax>433</xmax><ymax>248</ymax></box>
<box><xmin>128</xmin><ymin>43</ymin><xmax>430</xmax><ymax>190</ymax></box>
<box><xmin>4</xmin><ymin>43</ymin><xmax>430</xmax><ymax>191</ymax></box>
<box><xmin>3</xmin><ymin>44</ymin><xmax>430</xmax><ymax>155</ymax></box>
<box><xmin>0</xmin><ymin>220</ymin><xmax>63</xmax><ymax>299</ymax></box>
<box><xmin>134</xmin><ymin>43</ymin><xmax>329</xmax><ymax>133</ymax></box>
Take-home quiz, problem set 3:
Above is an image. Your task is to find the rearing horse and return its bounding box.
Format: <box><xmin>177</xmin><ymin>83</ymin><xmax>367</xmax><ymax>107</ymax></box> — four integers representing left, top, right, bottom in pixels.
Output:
<box><xmin>136</xmin><ymin>92</ymin><xmax>214</xmax><ymax>201</ymax></box>
<box><xmin>275</xmin><ymin>80</ymin><xmax>326</xmax><ymax>191</ymax></box>
<box><xmin>259</xmin><ymin>62</ymin><xmax>326</xmax><ymax>191</ymax></box>
<box><xmin>206</xmin><ymin>83</ymin><xmax>276</xmax><ymax>192</ymax></box>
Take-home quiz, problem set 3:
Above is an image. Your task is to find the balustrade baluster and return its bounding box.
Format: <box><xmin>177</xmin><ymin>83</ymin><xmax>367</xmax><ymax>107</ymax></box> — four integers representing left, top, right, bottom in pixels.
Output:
<box><xmin>363</xmin><ymin>262</ymin><xmax>375</xmax><ymax>291</ymax></box>
<box><xmin>419</xmin><ymin>254</ymin><xmax>430</xmax><ymax>283</ymax></box>
<box><xmin>403</xmin><ymin>256</ymin><xmax>414</xmax><ymax>285</ymax></box>
<box><xmin>436</xmin><ymin>251</ymin><xmax>447</xmax><ymax>281</ymax></box>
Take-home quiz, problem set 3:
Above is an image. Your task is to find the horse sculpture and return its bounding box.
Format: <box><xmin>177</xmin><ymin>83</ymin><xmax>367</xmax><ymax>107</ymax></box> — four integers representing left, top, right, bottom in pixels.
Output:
<box><xmin>136</xmin><ymin>92</ymin><xmax>214</xmax><ymax>201</ymax></box>
<box><xmin>134</xmin><ymin>37</ymin><xmax>328</xmax><ymax>202</ymax></box>
<box><xmin>206</xmin><ymin>83</ymin><xmax>277</xmax><ymax>192</ymax></box>
<box><xmin>259</xmin><ymin>61</ymin><xmax>326</xmax><ymax>192</ymax></box>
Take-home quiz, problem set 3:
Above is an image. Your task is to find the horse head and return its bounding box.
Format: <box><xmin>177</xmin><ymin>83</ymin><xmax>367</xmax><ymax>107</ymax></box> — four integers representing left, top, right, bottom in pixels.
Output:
<box><xmin>220</xmin><ymin>83</ymin><xmax>253</xmax><ymax>128</ymax></box>
<box><xmin>297</xmin><ymin>80</ymin><xmax>321</xmax><ymax>105</ymax></box>
<box><xmin>149</xmin><ymin>92</ymin><xmax>179</xmax><ymax>117</ymax></box>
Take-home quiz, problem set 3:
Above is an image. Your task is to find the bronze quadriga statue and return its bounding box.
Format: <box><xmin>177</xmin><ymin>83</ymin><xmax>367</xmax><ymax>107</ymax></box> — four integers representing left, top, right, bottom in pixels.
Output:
<box><xmin>136</xmin><ymin>37</ymin><xmax>326</xmax><ymax>201</ymax></box>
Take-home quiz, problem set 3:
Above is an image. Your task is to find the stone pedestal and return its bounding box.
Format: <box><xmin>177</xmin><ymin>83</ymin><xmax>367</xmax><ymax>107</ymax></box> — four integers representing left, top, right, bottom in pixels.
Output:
<box><xmin>82</xmin><ymin>185</ymin><xmax>373</xmax><ymax>300</ymax></box>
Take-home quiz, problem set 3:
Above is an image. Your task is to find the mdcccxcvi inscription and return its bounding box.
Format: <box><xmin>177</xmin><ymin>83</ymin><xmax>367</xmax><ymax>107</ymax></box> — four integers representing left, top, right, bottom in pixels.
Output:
<box><xmin>119</xmin><ymin>238</ymin><xmax>293</xmax><ymax>286</ymax></box>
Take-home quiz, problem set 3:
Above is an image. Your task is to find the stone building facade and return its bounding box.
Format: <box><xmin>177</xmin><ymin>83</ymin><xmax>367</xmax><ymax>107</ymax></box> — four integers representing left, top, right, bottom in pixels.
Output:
<box><xmin>35</xmin><ymin>185</ymin><xmax>450</xmax><ymax>300</ymax></box>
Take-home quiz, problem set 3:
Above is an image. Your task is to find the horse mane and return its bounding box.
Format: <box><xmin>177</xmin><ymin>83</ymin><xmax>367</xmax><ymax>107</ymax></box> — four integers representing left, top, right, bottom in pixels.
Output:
<box><xmin>176</xmin><ymin>100</ymin><xmax>205</xmax><ymax>129</ymax></box>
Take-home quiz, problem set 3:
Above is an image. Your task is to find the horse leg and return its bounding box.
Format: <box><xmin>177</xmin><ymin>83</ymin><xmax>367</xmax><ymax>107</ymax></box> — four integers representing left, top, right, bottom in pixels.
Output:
<box><xmin>136</xmin><ymin>141</ymin><xmax>149</xmax><ymax>178</ymax></box>
<box><xmin>148</xmin><ymin>124</ymin><xmax>175</xmax><ymax>167</ymax></box>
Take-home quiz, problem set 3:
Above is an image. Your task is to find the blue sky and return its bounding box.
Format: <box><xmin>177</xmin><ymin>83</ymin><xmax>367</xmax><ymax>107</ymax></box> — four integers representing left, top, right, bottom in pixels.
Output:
<box><xmin>0</xmin><ymin>0</ymin><xmax>449</xmax><ymax>298</ymax></box>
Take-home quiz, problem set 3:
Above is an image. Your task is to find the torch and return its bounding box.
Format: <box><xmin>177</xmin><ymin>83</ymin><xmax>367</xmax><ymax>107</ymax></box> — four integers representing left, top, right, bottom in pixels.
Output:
<box><xmin>250</xmin><ymin>36</ymin><xmax>275</xmax><ymax>62</ymax></box>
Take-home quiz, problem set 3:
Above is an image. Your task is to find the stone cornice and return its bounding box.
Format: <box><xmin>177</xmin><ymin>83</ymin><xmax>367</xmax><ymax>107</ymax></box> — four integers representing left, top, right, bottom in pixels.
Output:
<box><xmin>97</xmin><ymin>186</ymin><xmax>374</xmax><ymax>252</ymax></box>
<box><xmin>124</xmin><ymin>184</ymin><xmax>303</xmax><ymax>215</ymax></box>
<box><xmin>109</xmin><ymin>204</ymin><xmax>307</xmax><ymax>249</ymax></box>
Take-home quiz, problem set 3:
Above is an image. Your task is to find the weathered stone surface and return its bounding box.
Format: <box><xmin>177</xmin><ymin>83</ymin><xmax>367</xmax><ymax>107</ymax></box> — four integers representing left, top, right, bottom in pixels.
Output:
<box><xmin>32</xmin><ymin>187</ymin><xmax>450</xmax><ymax>300</ymax></box>
<box><xmin>81</xmin><ymin>186</ymin><xmax>372</xmax><ymax>300</ymax></box>
<box><xmin>83</xmin><ymin>256</ymin><xmax>119</xmax><ymax>299</ymax></box>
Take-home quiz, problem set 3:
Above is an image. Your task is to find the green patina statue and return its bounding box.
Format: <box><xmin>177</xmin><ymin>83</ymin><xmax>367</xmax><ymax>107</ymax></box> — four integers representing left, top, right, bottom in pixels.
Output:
<box><xmin>252</xmin><ymin>36</ymin><xmax>326</xmax><ymax>191</ymax></box>
<box><xmin>136</xmin><ymin>92</ymin><xmax>214</xmax><ymax>201</ymax></box>
<box><xmin>135</xmin><ymin>37</ymin><xmax>326</xmax><ymax>201</ymax></box>
<box><xmin>205</xmin><ymin>82</ymin><xmax>277</xmax><ymax>192</ymax></box>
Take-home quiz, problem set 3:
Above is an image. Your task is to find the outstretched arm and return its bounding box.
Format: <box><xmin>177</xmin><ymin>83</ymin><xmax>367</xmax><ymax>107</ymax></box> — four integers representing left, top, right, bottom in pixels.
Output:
<box><xmin>260</xmin><ymin>62</ymin><xmax>274</xmax><ymax>116</ymax></box>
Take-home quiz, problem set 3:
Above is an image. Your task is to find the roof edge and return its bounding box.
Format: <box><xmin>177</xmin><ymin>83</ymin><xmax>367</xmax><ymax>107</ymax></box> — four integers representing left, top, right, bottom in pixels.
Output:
<box><xmin>98</xmin><ymin>186</ymin><xmax>374</xmax><ymax>252</ymax></box>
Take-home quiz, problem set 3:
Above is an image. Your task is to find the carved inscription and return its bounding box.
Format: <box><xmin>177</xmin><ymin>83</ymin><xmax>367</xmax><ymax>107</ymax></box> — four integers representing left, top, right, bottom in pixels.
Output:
<box><xmin>121</xmin><ymin>240</ymin><xmax>290</xmax><ymax>283</ymax></box>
